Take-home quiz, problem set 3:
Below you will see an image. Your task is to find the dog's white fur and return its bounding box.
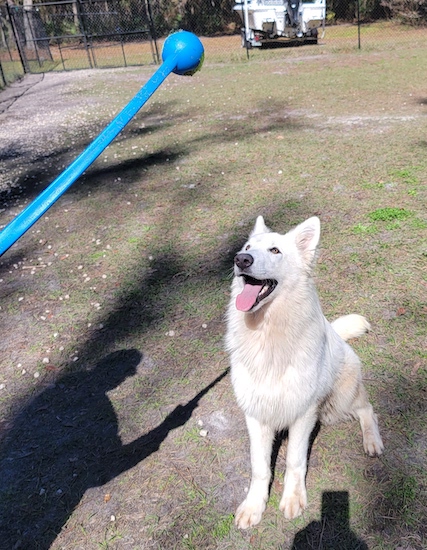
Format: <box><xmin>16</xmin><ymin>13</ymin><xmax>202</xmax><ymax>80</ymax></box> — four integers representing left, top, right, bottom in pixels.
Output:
<box><xmin>225</xmin><ymin>216</ymin><xmax>384</xmax><ymax>529</ymax></box>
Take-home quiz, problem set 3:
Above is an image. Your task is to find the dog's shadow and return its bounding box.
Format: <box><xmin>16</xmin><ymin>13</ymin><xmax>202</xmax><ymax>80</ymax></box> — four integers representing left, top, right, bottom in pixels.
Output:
<box><xmin>0</xmin><ymin>349</ymin><xmax>228</xmax><ymax>549</ymax></box>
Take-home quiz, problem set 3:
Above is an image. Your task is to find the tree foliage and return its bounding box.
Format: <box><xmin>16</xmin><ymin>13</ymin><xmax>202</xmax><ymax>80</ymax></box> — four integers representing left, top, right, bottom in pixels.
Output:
<box><xmin>327</xmin><ymin>0</ymin><xmax>387</xmax><ymax>21</ymax></box>
<box><xmin>380</xmin><ymin>0</ymin><xmax>427</xmax><ymax>25</ymax></box>
<box><xmin>150</xmin><ymin>0</ymin><xmax>240</xmax><ymax>36</ymax></box>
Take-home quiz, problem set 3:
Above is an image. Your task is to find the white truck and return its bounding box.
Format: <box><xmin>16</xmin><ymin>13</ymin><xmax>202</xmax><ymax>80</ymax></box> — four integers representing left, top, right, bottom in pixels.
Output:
<box><xmin>233</xmin><ymin>0</ymin><xmax>326</xmax><ymax>47</ymax></box>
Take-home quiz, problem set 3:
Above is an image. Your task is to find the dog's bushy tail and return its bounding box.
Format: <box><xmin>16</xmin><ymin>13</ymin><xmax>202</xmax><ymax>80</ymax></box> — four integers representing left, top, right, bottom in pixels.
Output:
<box><xmin>331</xmin><ymin>314</ymin><xmax>371</xmax><ymax>341</ymax></box>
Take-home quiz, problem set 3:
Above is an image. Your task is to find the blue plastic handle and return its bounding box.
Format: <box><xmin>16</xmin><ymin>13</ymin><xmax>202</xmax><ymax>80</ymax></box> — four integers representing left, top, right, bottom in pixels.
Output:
<box><xmin>0</xmin><ymin>31</ymin><xmax>204</xmax><ymax>256</ymax></box>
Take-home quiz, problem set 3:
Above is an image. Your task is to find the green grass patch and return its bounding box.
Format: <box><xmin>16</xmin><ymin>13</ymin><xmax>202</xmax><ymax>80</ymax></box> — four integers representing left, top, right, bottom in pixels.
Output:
<box><xmin>212</xmin><ymin>513</ymin><xmax>234</xmax><ymax>539</ymax></box>
<box><xmin>390</xmin><ymin>167</ymin><xmax>420</xmax><ymax>186</ymax></box>
<box><xmin>352</xmin><ymin>223</ymin><xmax>377</xmax><ymax>234</ymax></box>
<box><xmin>368</xmin><ymin>207</ymin><xmax>412</xmax><ymax>222</ymax></box>
<box><xmin>383</xmin><ymin>475</ymin><xmax>418</xmax><ymax>526</ymax></box>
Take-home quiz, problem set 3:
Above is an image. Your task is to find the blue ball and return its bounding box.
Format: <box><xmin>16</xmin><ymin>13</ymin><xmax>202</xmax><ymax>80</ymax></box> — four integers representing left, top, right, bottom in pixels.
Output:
<box><xmin>162</xmin><ymin>31</ymin><xmax>204</xmax><ymax>76</ymax></box>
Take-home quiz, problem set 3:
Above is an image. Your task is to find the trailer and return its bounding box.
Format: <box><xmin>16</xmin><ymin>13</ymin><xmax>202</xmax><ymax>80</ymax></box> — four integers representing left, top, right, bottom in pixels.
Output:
<box><xmin>233</xmin><ymin>0</ymin><xmax>326</xmax><ymax>48</ymax></box>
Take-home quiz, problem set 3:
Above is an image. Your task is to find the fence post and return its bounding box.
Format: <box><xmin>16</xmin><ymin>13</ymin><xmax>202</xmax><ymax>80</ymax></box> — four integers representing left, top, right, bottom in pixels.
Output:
<box><xmin>6</xmin><ymin>2</ymin><xmax>28</xmax><ymax>73</ymax></box>
<box><xmin>0</xmin><ymin>61</ymin><xmax>6</xmax><ymax>86</ymax></box>
<box><xmin>146</xmin><ymin>0</ymin><xmax>160</xmax><ymax>64</ymax></box>
<box><xmin>75</xmin><ymin>0</ymin><xmax>93</xmax><ymax>69</ymax></box>
<box><xmin>357</xmin><ymin>0</ymin><xmax>361</xmax><ymax>49</ymax></box>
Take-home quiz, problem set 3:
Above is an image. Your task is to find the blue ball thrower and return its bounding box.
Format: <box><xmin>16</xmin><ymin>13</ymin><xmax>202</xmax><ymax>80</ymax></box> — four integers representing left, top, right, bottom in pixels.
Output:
<box><xmin>0</xmin><ymin>31</ymin><xmax>204</xmax><ymax>257</ymax></box>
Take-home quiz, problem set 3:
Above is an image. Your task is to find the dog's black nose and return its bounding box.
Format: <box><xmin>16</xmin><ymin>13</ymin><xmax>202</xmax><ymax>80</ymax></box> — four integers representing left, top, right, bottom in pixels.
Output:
<box><xmin>235</xmin><ymin>253</ymin><xmax>254</xmax><ymax>270</ymax></box>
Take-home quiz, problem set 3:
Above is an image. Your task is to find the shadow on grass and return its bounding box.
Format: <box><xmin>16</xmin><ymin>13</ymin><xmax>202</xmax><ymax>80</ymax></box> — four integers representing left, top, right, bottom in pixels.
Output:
<box><xmin>0</xmin><ymin>94</ymin><xmax>305</xmax><ymax>221</ymax></box>
<box><xmin>291</xmin><ymin>491</ymin><xmax>368</xmax><ymax>550</ymax></box>
<box><xmin>0</xmin><ymin>98</ymin><xmax>186</xmax><ymax>210</ymax></box>
<box><xmin>0</xmin><ymin>202</ymin><xmax>310</xmax><ymax>548</ymax></box>
<box><xmin>0</xmin><ymin>83</ymin><xmax>322</xmax><ymax>548</ymax></box>
<box><xmin>0</xmin><ymin>348</ymin><xmax>228</xmax><ymax>549</ymax></box>
<box><xmin>260</xmin><ymin>38</ymin><xmax>319</xmax><ymax>49</ymax></box>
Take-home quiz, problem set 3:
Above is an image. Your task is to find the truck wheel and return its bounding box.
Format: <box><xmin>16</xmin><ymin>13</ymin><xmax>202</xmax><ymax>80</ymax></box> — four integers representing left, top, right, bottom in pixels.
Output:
<box><xmin>310</xmin><ymin>28</ymin><xmax>318</xmax><ymax>44</ymax></box>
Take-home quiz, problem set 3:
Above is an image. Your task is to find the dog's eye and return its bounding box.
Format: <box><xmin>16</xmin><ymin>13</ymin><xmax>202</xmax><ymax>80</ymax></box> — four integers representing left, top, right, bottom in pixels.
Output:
<box><xmin>270</xmin><ymin>247</ymin><xmax>280</xmax><ymax>254</ymax></box>
<box><xmin>245</xmin><ymin>244</ymin><xmax>251</xmax><ymax>251</ymax></box>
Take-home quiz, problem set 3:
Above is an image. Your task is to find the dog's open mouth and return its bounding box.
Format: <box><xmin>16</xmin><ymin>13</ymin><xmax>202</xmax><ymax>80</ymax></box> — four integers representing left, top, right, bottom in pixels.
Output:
<box><xmin>236</xmin><ymin>276</ymin><xmax>277</xmax><ymax>312</ymax></box>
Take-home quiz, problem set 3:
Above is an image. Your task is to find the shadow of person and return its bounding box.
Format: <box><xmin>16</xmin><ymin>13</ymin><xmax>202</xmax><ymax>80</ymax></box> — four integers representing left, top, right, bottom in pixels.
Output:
<box><xmin>291</xmin><ymin>491</ymin><xmax>368</xmax><ymax>550</ymax></box>
<box><xmin>0</xmin><ymin>349</ymin><xmax>228</xmax><ymax>549</ymax></box>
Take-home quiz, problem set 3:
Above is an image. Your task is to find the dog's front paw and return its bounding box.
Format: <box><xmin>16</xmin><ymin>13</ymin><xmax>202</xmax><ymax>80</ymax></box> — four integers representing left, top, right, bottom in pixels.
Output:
<box><xmin>363</xmin><ymin>431</ymin><xmax>384</xmax><ymax>457</ymax></box>
<box><xmin>362</xmin><ymin>416</ymin><xmax>384</xmax><ymax>457</ymax></box>
<box><xmin>279</xmin><ymin>490</ymin><xmax>307</xmax><ymax>519</ymax></box>
<box><xmin>235</xmin><ymin>498</ymin><xmax>266</xmax><ymax>529</ymax></box>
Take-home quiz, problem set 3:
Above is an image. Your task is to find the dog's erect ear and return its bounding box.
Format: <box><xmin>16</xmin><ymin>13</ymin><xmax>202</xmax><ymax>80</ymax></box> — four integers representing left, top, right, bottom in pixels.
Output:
<box><xmin>294</xmin><ymin>217</ymin><xmax>320</xmax><ymax>265</ymax></box>
<box><xmin>251</xmin><ymin>215</ymin><xmax>270</xmax><ymax>236</ymax></box>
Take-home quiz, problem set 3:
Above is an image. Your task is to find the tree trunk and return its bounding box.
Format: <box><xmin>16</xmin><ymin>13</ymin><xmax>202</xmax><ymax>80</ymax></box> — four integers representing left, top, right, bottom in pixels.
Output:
<box><xmin>23</xmin><ymin>0</ymin><xmax>35</xmax><ymax>51</ymax></box>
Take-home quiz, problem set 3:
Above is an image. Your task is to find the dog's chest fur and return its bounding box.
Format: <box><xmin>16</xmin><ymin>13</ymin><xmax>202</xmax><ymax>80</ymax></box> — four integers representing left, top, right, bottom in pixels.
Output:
<box><xmin>226</xmin><ymin>302</ymin><xmax>336</xmax><ymax>431</ymax></box>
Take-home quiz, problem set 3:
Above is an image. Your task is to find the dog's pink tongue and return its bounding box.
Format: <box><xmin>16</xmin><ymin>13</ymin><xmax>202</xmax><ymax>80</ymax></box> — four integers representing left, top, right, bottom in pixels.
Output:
<box><xmin>236</xmin><ymin>283</ymin><xmax>263</xmax><ymax>312</ymax></box>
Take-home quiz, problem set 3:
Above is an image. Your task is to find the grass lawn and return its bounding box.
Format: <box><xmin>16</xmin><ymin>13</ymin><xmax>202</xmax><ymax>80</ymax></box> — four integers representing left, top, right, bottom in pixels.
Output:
<box><xmin>0</xmin><ymin>30</ymin><xmax>426</xmax><ymax>549</ymax></box>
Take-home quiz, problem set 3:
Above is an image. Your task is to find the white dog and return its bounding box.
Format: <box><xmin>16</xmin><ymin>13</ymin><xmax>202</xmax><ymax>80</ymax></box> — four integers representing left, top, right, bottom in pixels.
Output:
<box><xmin>225</xmin><ymin>216</ymin><xmax>384</xmax><ymax>529</ymax></box>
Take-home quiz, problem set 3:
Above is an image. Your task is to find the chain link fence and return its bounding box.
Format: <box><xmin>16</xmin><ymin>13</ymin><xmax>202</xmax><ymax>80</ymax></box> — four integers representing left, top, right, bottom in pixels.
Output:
<box><xmin>1</xmin><ymin>0</ymin><xmax>426</xmax><ymax>87</ymax></box>
<box><xmin>1</xmin><ymin>3</ymin><xmax>24</xmax><ymax>85</ymax></box>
